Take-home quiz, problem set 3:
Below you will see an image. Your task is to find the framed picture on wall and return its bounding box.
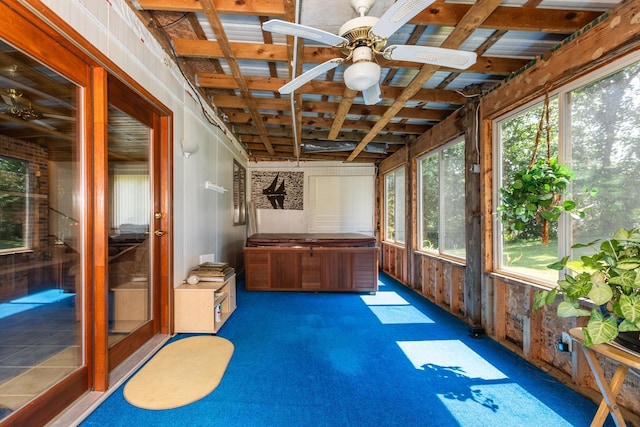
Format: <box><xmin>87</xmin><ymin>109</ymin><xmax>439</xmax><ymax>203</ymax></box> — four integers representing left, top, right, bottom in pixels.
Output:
<box><xmin>233</xmin><ymin>159</ymin><xmax>246</xmax><ymax>225</ymax></box>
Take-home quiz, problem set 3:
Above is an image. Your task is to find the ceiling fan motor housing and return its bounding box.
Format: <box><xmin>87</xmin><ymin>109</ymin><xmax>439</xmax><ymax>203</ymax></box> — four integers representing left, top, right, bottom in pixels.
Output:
<box><xmin>343</xmin><ymin>46</ymin><xmax>380</xmax><ymax>91</ymax></box>
<box><xmin>338</xmin><ymin>16</ymin><xmax>385</xmax><ymax>54</ymax></box>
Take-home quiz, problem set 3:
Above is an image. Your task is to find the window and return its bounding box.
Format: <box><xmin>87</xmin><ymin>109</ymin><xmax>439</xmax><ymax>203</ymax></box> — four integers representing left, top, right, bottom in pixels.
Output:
<box><xmin>384</xmin><ymin>167</ymin><xmax>405</xmax><ymax>244</ymax></box>
<box><xmin>494</xmin><ymin>54</ymin><xmax>640</xmax><ymax>283</ymax></box>
<box><xmin>110</xmin><ymin>163</ymin><xmax>150</xmax><ymax>229</ymax></box>
<box><xmin>418</xmin><ymin>139</ymin><xmax>466</xmax><ymax>259</ymax></box>
<box><xmin>495</xmin><ymin>99</ymin><xmax>560</xmax><ymax>281</ymax></box>
<box><xmin>0</xmin><ymin>156</ymin><xmax>28</xmax><ymax>252</ymax></box>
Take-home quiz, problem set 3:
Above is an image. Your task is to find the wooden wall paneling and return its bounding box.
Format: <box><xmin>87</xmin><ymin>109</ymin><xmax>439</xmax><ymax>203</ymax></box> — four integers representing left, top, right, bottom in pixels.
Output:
<box><xmin>386</xmin><ymin>244</ymin><xmax>392</xmax><ymax>276</ymax></box>
<box><xmin>493</xmin><ymin>277</ymin><xmax>507</xmax><ymax>340</ymax></box>
<box><xmin>450</xmin><ymin>265</ymin><xmax>463</xmax><ymax>316</ymax></box>
<box><xmin>482</xmin><ymin>275</ymin><xmax>494</xmax><ymax>336</ymax></box>
<box><xmin>429</xmin><ymin>257</ymin><xmax>438</xmax><ymax>300</ymax></box>
<box><xmin>414</xmin><ymin>253</ymin><xmax>423</xmax><ymax>295</ymax></box>
<box><xmin>384</xmin><ymin>244</ymin><xmax>392</xmax><ymax>276</ymax></box>
<box><xmin>417</xmin><ymin>255</ymin><xmax>427</xmax><ymax>297</ymax></box>
<box><xmin>442</xmin><ymin>263</ymin><xmax>452</xmax><ymax>309</ymax></box>
<box><xmin>398</xmin><ymin>246</ymin><xmax>406</xmax><ymax>282</ymax></box>
<box><xmin>422</xmin><ymin>256</ymin><xmax>432</xmax><ymax>298</ymax></box>
<box><xmin>523</xmin><ymin>287</ymin><xmax>542</xmax><ymax>360</ymax></box>
<box><xmin>382</xmin><ymin>244</ymin><xmax>388</xmax><ymax>272</ymax></box>
<box><xmin>392</xmin><ymin>246</ymin><xmax>399</xmax><ymax>280</ymax></box>
<box><xmin>434</xmin><ymin>259</ymin><xmax>444</xmax><ymax>306</ymax></box>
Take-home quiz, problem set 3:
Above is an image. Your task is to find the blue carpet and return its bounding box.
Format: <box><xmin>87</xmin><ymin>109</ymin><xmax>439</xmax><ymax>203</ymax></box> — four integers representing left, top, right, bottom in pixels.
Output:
<box><xmin>81</xmin><ymin>273</ymin><xmax>612</xmax><ymax>426</ymax></box>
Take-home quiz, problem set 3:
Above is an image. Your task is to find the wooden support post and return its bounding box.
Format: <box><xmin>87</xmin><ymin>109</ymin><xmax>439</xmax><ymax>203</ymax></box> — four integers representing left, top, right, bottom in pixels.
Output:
<box><xmin>464</xmin><ymin>98</ymin><xmax>482</xmax><ymax>328</ymax></box>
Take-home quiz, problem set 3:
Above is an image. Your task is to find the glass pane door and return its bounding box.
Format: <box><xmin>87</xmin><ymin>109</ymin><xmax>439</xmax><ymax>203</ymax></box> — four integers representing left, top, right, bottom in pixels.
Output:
<box><xmin>0</xmin><ymin>39</ymin><xmax>83</xmax><ymax>421</ymax></box>
<box><xmin>107</xmin><ymin>106</ymin><xmax>151</xmax><ymax>345</ymax></box>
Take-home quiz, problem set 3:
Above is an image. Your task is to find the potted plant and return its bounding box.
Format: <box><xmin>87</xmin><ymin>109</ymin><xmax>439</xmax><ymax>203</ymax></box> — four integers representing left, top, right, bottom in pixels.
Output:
<box><xmin>497</xmin><ymin>156</ymin><xmax>583</xmax><ymax>245</ymax></box>
<box><xmin>533</xmin><ymin>227</ymin><xmax>640</xmax><ymax>349</ymax></box>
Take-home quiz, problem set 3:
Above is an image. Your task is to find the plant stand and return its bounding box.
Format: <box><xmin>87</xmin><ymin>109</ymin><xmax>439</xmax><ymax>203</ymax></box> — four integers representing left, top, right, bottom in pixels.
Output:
<box><xmin>569</xmin><ymin>328</ymin><xmax>640</xmax><ymax>427</ymax></box>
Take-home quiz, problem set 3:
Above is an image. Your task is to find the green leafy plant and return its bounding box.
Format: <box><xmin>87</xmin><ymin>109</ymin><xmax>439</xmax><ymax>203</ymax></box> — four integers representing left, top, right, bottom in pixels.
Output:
<box><xmin>498</xmin><ymin>157</ymin><xmax>585</xmax><ymax>245</ymax></box>
<box><xmin>534</xmin><ymin>227</ymin><xmax>640</xmax><ymax>346</ymax></box>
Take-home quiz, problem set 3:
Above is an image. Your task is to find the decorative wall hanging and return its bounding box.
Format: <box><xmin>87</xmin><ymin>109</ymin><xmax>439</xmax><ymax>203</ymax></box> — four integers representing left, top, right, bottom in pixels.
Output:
<box><xmin>233</xmin><ymin>160</ymin><xmax>246</xmax><ymax>225</ymax></box>
<box><xmin>251</xmin><ymin>171</ymin><xmax>304</xmax><ymax>210</ymax></box>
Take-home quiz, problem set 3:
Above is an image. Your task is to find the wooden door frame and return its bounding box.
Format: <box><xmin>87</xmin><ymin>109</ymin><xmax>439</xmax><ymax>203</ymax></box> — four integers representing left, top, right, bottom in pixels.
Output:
<box><xmin>95</xmin><ymin>74</ymin><xmax>172</xmax><ymax>382</ymax></box>
<box><xmin>0</xmin><ymin>0</ymin><xmax>174</xmax><ymax>416</ymax></box>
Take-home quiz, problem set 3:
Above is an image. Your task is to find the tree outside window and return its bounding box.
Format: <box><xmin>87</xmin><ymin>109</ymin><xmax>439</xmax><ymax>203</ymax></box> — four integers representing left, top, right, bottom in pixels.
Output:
<box><xmin>384</xmin><ymin>167</ymin><xmax>405</xmax><ymax>244</ymax></box>
<box><xmin>0</xmin><ymin>156</ymin><xmax>28</xmax><ymax>251</ymax></box>
<box><xmin>418</xmin><ymin>139</ymin><xmax>466</xmax><ymax>259</ymax></box>
<box><xmin>495</xmin><ymin>56</ymin><xmax>640</xmax><ymax>283</ymax></box>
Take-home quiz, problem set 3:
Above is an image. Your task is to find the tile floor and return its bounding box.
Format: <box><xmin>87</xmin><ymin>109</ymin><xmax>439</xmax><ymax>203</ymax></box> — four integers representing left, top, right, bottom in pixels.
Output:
<box><xmin>0</xmin><ymin>290</ymin><xmax>81</xmax><ymax>418</ymax></box>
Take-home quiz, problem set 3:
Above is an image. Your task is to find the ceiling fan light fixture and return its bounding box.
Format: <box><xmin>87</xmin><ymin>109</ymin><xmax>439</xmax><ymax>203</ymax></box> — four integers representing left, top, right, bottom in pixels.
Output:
<box><xmin>344</xmin><ymin>61</ymin><xmax>380</xmax><ymax>91</ymax></box>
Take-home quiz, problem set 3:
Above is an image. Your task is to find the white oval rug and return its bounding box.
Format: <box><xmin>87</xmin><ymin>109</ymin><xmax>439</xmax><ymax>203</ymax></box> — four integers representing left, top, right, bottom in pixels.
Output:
<box><xmin>123</xmin><ymin>336</ymin><xmax>234</xmax><ymax>410</ymax></box>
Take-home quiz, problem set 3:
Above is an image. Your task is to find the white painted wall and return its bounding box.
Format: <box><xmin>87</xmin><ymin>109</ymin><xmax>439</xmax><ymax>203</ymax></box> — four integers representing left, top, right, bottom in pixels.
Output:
<box><xmin>37</xmin><ymin>0</ymin><xmax>248</xmax><ymax>283</ymax></box>
<box><xmin>248</xmin><ymin>161</ymin><xmax>376</xmax><ymax>235</ymax></box>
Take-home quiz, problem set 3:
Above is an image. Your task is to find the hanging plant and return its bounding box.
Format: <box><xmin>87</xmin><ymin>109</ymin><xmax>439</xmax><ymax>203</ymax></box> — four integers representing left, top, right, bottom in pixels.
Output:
<box><xmin>497</xmin><ymin>91</ymin><xmax>585</xmax><ymax>245</ymax></box>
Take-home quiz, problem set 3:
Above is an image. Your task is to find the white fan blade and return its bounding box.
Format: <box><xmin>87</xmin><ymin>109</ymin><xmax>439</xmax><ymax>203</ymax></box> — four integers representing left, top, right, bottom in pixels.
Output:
<box><xmin>43</xmin><ymin>113</ymin><xmax>76</xmax><ymax>121</ymax></box>
<box><xmin>384</xmin><ymin>45</ymin><xmax>477</xmax><ymax>69</ymax></box>
<box><xmin>262</xmin><ymin>19</ymin><xmax>348</xmax><ymax>47</ymax></box>
<box><xmin>31</xmin><ymin>120</ymin><xmax>57</xmax><ymax>130</ymax></box>
<box><xmin>279</xmin><ymin>58</ymin><xmax>345</xmax><ymax>95</ymax></box>
<box><xmin>370</xmin><ymin>0</ymin><xmax>436</xmax><ymax>39</ymax></box>
<box><xmin>362</xmin><ymin>83</ymin><xmax>381</xmax><ymax>105</ymax></box>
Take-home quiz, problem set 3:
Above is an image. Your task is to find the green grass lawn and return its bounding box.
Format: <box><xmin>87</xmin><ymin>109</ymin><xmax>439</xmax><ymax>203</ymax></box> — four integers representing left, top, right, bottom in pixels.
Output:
<box><xmin>502</xmin><ymin>239</ymin><xmax>559</xmax><ymax>282</ymax></box>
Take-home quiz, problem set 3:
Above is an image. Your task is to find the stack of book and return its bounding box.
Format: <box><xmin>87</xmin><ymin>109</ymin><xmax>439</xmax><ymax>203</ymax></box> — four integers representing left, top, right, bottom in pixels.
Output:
<box><xmin>189</xmin><ymin>262</ymin><xmax>234</xmax><ymax>282</ymax></box>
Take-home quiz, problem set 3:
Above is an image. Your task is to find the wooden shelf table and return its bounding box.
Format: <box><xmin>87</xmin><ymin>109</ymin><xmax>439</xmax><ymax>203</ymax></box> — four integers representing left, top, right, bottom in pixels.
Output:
<box><xmin>569</xmin><ymin>327</ymin><xmax>640</xmax><ymax>427</ymax></box>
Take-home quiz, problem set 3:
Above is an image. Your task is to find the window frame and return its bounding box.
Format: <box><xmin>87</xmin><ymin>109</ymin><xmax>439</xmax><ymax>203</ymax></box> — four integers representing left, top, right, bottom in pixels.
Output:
<box><xmin>0</xmin><ymin>155</ymin><xmax>30</xmax><ymax>254</ymax></box>
<box><xmin>383</xmin><ymin>166</ymin><xmax>406</xmax><ymax>245</ymax></box>
<box><xmin>416</xmin><ymin>137</ymin><xmax>466</xmax><ymax>260</ymax></box>
<box><xmin>492</xmin><ymin>50</ymin><xmax>640</xmax><ymax>285</ymax></box>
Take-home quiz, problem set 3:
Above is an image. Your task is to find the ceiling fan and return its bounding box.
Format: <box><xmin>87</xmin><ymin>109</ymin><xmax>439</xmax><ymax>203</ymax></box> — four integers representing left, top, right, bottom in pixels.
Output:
<box><xmin>263</xmin><ymin>0</ymin><xmax>477</xmax><ymax>105</ymax></box>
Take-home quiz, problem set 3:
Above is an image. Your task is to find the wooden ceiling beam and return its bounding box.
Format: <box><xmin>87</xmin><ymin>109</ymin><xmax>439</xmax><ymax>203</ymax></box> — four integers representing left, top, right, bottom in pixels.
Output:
<box><xmin>199</xmin><ymin>0</ymin><xmax>275</xmax><ymax>155</ymax></box>
<box><xmin>174</xmin><ymin>39</ymin><xmax>525</xmax><ymax>75</ymax></box>
<box><xmin>219</xmin><ymin>99</ymin><xmax>450</xmax><ymax>122</ymax></box>
<box><xmin>135</xmin><ymin>0</ymin><xmax>285</xmax><ymax>16</ymax></box>
<box><xmin>233</xmin><ymin>117</ymin><xmax>426</xmax><ymax>134</ymax></box>
<box><xmin>241</xmin><ymin>131</ymin><xmax>408</xmax><ymax>145</ymax></box>
<box><xmin>201</xmin><ymin>75</ymin><xmax>468</xmax><ymax>103</ymax></box>
<box><xmin>329</xmin><ymin>87</ymin><xmax>354</xmax><ymax>141</ymax></box>
<box><xmin>136</xmin><ymin>1</ymin><xmax>598</xmax><ymax>33</ymax></box>
<box><xmin>411</xmin><ymin>2</ymin><xmax>601</xmax><ymax>33</ymax></box>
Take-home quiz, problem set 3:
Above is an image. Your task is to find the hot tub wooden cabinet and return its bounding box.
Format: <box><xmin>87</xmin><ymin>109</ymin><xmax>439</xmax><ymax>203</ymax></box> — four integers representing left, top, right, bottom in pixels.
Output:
<box><xmin>244</xmin><ymin>233</ymin><xmax>378</xmax><ymax>293</ymax></box>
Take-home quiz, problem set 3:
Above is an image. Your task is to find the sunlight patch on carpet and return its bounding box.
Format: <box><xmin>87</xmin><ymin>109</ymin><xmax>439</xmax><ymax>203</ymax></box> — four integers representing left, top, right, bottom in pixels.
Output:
<box><xmin>123</xmin><ymin>336</ymin><xmax>234</xmax><ymax>410</ymax></box>
<box><xmin>367</xmin><ymin>305</ymin><xmax>434</xmax><ymax>324</ymax></box>
<box><xmin>396</xmin><ymin>340</ymin><xmax>507</xmax><ymax>380</ymax></box>
<box><xmin>360</xmin><ymin>291</ymin><xmax>409</xmax><ymax>305</ymax></box>
<box><xmin>437</xmin><ymin>382</ymin><xmax>572</xmax><ymax>426</ymax></box>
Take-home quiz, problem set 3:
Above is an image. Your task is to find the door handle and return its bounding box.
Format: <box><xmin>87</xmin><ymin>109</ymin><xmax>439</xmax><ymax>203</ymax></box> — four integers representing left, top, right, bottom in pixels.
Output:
<box><xmin>154</xmin><ymin>230</ymin><xmax>166</xmax><ymax>237</ymax></box>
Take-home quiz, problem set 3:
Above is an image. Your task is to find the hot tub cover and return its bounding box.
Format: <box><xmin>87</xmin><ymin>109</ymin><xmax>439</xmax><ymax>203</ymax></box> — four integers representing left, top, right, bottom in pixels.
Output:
<box><xmin>246</xmin><ymin>233</ymin><xmax>376</xmax><ymax>248</ymax></box>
